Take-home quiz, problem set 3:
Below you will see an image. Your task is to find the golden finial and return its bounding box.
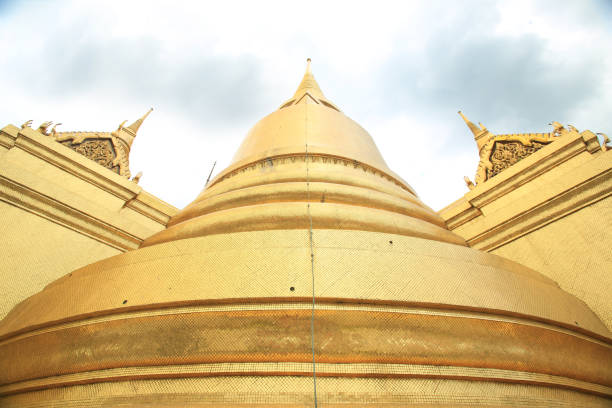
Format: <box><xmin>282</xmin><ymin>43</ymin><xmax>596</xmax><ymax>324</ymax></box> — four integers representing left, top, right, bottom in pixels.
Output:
<box><xmin>116</xmin><ymin>120</ymin><xmax>127</xmax><ymax>131</ymax></box>
<box><xmin>131</xmin><ymin>171</ymin><xmax>143</xmax><ymax>184</ymax></box>
<box><xmin>464</xmin><ymin>176</ymin><xmax>475</xmax><ymax>190</ymax></box>
<box><xmin>567</xmin><ymin>124</ymin><xmax>579</xmax><ymax>133</ymax></box>
<box><xmin>37</xmin><ymin>121</ymin><xmax>53</xmax><ymax>135</ymax></box>
<box><xmin>458</xmin><ymin>111</ymin><xmax>482</xmax><ymax>137</ymax></box>
<box><xmin>113</xmin><ymin>108</ymin><xmax>153</xmax><ymax>151</ymax></box>
<box><xmin>548</xmin><ymin>121</ymin><xmax>565</xmax><ymax>137</ymax></box>
<box><xmin>597</xmin><ymin>133</ymin><xmax>610</xmax><ymax>151</ymax></box>
<box><xmin>279</xmin><ymin>58</ymin><xmax>340</xmax><ymax>111</ymax></box>
<box><xmin>50</xmin><ymin>123</ymin><xmax>62</xmax><ymax>136</ymax></box>
<box><xmin>126</xmin><ymin>107</ymin><xmax>153</xmax><ymax>135</ymax></box>
<box><xmin>292</xmin><ymin>59</ymin><xmax>324</xmax><ymax>101</ymax></box>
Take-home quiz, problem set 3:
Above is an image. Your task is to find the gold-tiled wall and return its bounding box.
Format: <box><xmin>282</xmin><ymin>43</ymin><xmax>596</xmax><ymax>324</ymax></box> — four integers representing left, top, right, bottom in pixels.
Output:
<box><xmin>0</xmin><ymin>200</ymin><xmax>121</xmax><ymax>319</ymax></box>
<box><xmin>492</xmin><ymin>196</ymin><xmax>612</xmax><ymax>329</ymax></box>
<box><xmin>0</xmin><ymin>123</ymin><xmax>178</xmax><ymax>320</ymax></box>
<box><xmin>440</xmin><ymin>130</ymin><xmax>611</xmax><ymax>331</ymax></box>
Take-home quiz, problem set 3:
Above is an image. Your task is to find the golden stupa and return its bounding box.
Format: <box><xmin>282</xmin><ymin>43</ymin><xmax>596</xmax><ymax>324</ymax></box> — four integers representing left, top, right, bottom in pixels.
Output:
<box><xmin>0</xmin><ymin>60</ymin><xmax>610</xmax><ymax>407</ymax></box>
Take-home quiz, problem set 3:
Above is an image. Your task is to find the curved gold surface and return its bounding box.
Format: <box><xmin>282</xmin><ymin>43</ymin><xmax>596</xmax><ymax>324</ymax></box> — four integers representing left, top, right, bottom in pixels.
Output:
<box><xmin>1</xmin><ymin>307</ymin><xmax>610</xmax><ymax>391</ymax></box>
<box><xmin>168</xmin><ymin>181</ymin><xmax>443</xmax><ymax>228</ymax></box>
<box><xmin>186</xmin><ymin>155</ymin><xmax>422</xmax><ymax>220</ymax></box>
<box><xmin>2</xmin><ymin>230</ymin><xmax>607</xmax><ymax>337</ymax></box>
<box><xmin>227</xmin><ymin>102</ymin><xmax>393</xmax><ymax>178</ymax></box>
<box><xmin>225</xmin><ymin>59</ymin><xmax>391</xmax><ymax>186</ymax></box>
<box><xmin>2</xmin><ymin>61</ymin><xmax>610</xmax><ymax>406</ymax></box>
<box><xmin>0</xmin><ymin>230</ymin><xmax>610</xmax><ymax>405</ymax></box>
<box><xmin>154</xmin><ymin>150</ymin><xmax>444</xmax><ymax>246</ymax></box>
<box><xmin>3</xmin><ymin>377</ymin><xmax>611</xmax><ymax>408</ymax></box>
<box><xmin>144</xmin><ymin>203</ymin><xmax>465</xmax><ymax>247</ymax></box>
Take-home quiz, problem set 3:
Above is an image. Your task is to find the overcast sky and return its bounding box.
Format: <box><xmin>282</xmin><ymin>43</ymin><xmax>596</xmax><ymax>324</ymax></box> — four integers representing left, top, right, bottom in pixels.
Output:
<box><xmin>1</xmin><ymin>0</ymin><xmax>610</xmax><ymax>210</ymax></box>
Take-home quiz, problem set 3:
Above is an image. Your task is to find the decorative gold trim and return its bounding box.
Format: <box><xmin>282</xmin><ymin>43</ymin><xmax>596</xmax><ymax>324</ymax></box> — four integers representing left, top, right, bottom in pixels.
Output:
<box><xmin>0</xmin><ymin>175</ymin><xmax>141</xmax><ymax>251</ymax></box>
<box><xmin>211</xmin><ymin>153</ymin><xmax>415</xmax><ymax>195</ymax></box>
<box><xmin>1</xmin><ymin>361</ymin><xmax>608</xmax><ymax>398</ymax></box>
<box><xmin>2</xmin><ymin>301</ymin><xmax>608</xmax><ymax>347</ymax></box>
<box><xmin>14</xmin><ymin>128</ymin><xmax>140</xmax><ymax>201</ymax></box>
<box><xmin>475</xmin><ymin>132</ymin><xmax>557</xmax><ymax>184</ymax></box>
<box><xmin>467</xmin><ymin>168</ymin><xmax>612</xmax><ymax>251</ymax></box>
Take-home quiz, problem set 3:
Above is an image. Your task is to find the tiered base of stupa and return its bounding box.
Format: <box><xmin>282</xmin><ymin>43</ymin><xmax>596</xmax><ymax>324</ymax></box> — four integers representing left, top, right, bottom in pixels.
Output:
<box><xmin>1</xmin><ymin>229</ymin><xmax>609</xmax><ymax>407</ymax></box>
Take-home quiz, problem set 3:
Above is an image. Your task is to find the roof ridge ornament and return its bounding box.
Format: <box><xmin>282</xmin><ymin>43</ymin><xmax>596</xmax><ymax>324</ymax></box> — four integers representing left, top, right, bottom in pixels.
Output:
<box><xmin>458</xmin><ymin>111</ymin><xmax>486</xmax><ymax>139</ymax></box>
<box><xmin>125</xmin><ymin>107</ymin><xmax>154</xmax><ymax>136</ymax></box>
<box><xmin>112</xmin><ymin>107</ymin><xmax>153</xmax><ymax>153</ymax></box>
<box><xmin>464</xmin><ymin>117</ymin><xmax>585</xmax><ymax>189</ymax></box>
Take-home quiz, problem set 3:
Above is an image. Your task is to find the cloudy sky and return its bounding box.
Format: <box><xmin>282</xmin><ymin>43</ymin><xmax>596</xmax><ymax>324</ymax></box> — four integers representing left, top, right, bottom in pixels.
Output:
<box><xmin>1</xmin><ymin>0</ymin><xmax>610</xmax><ymax>210</ymax></box>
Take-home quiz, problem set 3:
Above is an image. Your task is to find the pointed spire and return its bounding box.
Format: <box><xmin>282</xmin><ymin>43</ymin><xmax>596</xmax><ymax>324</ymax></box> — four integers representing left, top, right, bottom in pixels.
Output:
<box><xmin>280</xmin><ymin>59</ymin><xmax>340</xmax><ymax>111</ymax></box>
<box><xmin>458</xmin><ymin>111</ymin><xmax>482</xmax><ymax>137</ymax></box>
<box><xmin>126</xmin><ymin>107</ymin><xmax>153</xmax><ymax>135</ymax></box>
<box><xmin>458</xmin><ymin>110</ymin><xmax>491</xmax><ymax>152</ymax></box>
<box><xmin>289</xmin><ymin>58</ymin><xmax>326</xmax><ymax>102</ymax></box>
<box><xmin>113</xmin><ymin>108</ymin><xmax>153</xmax><ymax>151</ymax></box>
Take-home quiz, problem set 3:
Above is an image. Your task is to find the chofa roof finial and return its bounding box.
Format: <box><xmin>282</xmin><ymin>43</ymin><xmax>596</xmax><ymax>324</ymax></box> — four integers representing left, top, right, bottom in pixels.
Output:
<box><xmin>458</xmin><ymin>111</ymin><xmax>483</xmax><ymax>138</ymax></box>
<box><xmin>126</xmin><ymin>107</ymin><xmax>154</xmax><ymax>135</ymax></box>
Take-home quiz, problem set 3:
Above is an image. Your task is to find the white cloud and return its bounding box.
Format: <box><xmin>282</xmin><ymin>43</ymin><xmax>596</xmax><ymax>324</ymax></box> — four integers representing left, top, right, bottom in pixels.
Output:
<box><xmin>0</xmin><ymin>0</ymin><xmax>609</xmax><ymax>211</ymax></box>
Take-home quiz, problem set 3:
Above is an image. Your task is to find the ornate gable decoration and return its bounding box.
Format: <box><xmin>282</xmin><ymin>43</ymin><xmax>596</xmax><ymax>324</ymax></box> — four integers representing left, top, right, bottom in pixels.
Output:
<box><xmin>476</xmin><ymin>132</ymin><xmax>556</xmax><ymax>184</ymax></box>
<box><xmin>57</xmin><ymin>131</ymin><xmax>128</xmax><ymax>176</ymax></box>
<box><xmin>23</xmin><ymin>109</ymin><xmax>152</xmax><ymax>180</ymax></box>
<box><xmin>488</xmin><ymin>140</ymin><xmax>549</xmax><ymax>179</ymax></box>
<box><xmin>457</xmin><ymin>113</ymin><xmax>592</xmax><ymax>189</ymax></box>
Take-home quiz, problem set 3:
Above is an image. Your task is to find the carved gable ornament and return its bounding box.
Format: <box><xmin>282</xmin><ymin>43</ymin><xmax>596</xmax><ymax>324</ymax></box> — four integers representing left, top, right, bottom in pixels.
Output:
<box><xmin>57</xmin><ymin>133</ymin><xmax>128</xmax><ymax>176</ymax></box>
<box><xmin>23</xmin><ymin>109</ymin><xmax>153</xmax><ymax>180</ymax></box>
<box><xmin>476</xmin><ymin>132</ymin><xmax>557</xmax><ymax>184</ymax></box>
<box><xmin>457</xmin><ymin>113</ymin><xmax>608</xmax><ymax>189</ymax></box>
